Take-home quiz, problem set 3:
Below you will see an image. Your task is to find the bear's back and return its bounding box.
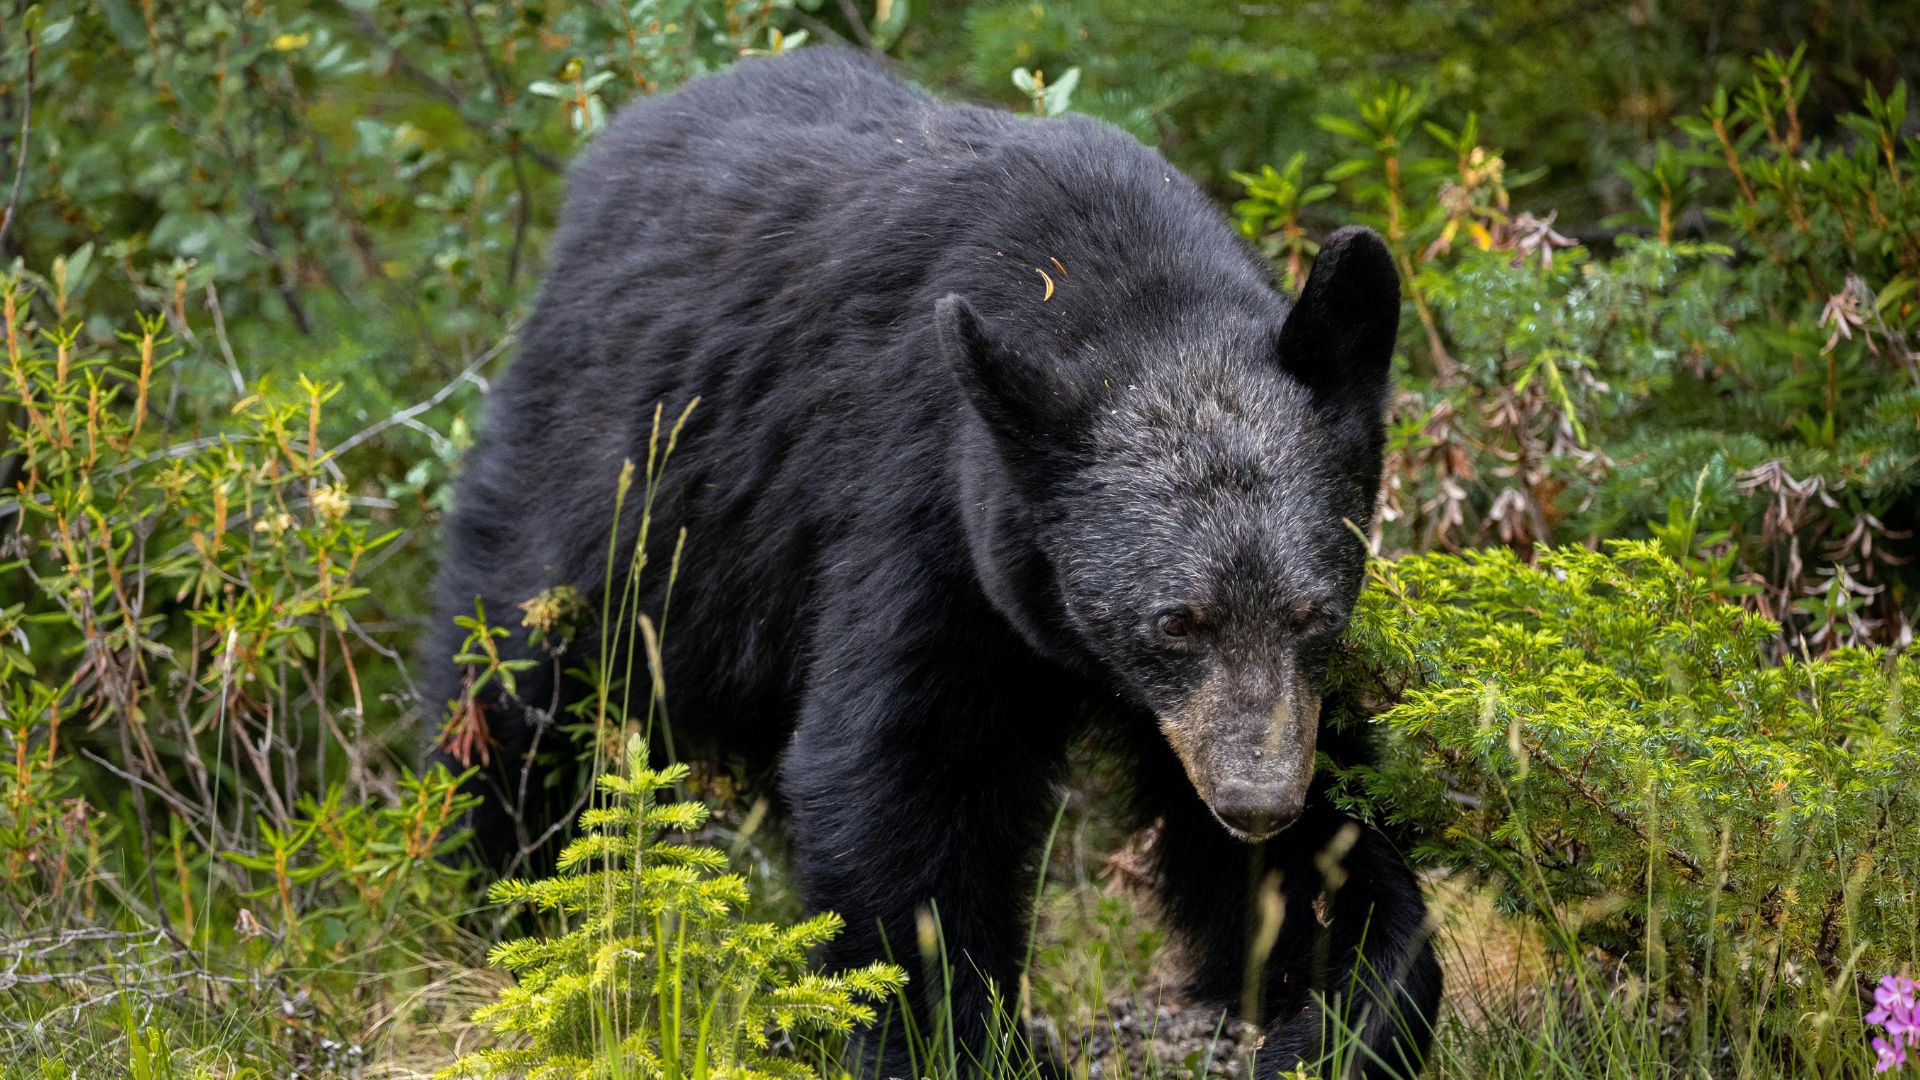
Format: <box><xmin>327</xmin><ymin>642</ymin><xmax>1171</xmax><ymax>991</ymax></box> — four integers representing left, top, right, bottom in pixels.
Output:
<box><xmin>530</xmin><ymin>48</ymin><xmax>1276</xmax><ymax>390</ymax></box>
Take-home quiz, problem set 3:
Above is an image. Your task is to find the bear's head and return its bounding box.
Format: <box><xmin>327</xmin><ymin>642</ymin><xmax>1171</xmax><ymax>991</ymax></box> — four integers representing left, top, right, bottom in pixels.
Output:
<box><xmin>938</xmin><ymin>227</ymin><xmax>1399</xmax><ymax>842</ymax></box>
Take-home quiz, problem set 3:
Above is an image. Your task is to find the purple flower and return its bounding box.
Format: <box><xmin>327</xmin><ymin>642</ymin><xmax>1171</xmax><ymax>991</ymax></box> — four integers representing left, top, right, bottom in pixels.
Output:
<box><xmin>1869</xmin><ymin>974</ymin><xmax>1920</xmax><ymax>1073</ymax></box>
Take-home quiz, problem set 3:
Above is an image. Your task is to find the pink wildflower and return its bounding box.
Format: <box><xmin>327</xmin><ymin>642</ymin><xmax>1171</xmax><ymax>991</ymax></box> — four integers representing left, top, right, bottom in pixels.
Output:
<box><xmin>1868</xmin><ymin>973</ymin><xmax>1919</xmax><ymax>1073</ymax></box>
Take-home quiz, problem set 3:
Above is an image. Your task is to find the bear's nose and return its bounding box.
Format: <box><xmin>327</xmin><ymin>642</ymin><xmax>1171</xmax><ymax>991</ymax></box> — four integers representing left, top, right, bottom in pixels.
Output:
<box><xmin>1210</xmin><ymin>781</ymin><xmax>1305</xmax><ymax>841</ymax></box>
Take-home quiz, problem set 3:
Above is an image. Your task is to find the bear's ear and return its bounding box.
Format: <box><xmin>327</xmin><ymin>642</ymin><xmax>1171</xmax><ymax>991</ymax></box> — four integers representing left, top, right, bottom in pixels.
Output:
<box><xmin>1274</xmin><ymin>226</ymin><xmax>1400</xmax><ymax>408</ymax></box>
<box><xmin>936</xmin><ymin>293</ymin><xmax>1080</xmax><ymax>454</ymax></box>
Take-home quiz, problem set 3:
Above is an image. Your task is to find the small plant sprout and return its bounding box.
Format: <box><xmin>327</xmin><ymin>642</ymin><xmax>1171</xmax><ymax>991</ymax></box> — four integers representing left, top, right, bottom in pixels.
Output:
<box><xmin>1012</xmin><ymin>66</ymin><xmax>1081</xmax><ymax>117</ymax></box>
<box><xmin>443</xmin><ymin>734</ymin><xmax>906</xmax><ymax>1080</ymax></box>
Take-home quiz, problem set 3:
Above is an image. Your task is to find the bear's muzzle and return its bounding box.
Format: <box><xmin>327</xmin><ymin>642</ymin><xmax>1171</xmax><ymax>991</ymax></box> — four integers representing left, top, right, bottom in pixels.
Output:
<box><xmin>1159</xmin><ymin>666</ymin><xmax>1320</xmax><ymax>843</ymax></box>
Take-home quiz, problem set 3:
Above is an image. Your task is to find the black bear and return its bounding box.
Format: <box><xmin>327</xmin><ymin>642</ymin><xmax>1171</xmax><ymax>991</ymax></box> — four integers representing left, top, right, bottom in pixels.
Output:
<box><xmin>428</xmin><ymin>47</ymin><xmax>1440</xmax><ymax>1080</ymax></box>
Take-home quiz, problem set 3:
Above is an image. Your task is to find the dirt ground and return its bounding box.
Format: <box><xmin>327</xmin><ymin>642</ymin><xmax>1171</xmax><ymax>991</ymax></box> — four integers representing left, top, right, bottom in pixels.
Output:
<box><xmin>1037</xmin><ymin>855</ymin><xmax>1547</xmax><ymax>1078</ymax></box>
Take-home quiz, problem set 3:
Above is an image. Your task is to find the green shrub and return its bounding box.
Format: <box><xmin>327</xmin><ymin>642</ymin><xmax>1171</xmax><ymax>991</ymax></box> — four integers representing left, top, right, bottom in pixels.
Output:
<box><xmin>0</xmin><ymin>257</ymin><xmax>482</xmax><ymax>1066</ymax></box>
<box><xmin>1332</xmin><ymin>540</ymin><xmax>1918</xmax><ymax>1070</ymax></box>
<box><xmin>444</xmin><ymin>735</ymin><xmax>906</xmax><ymax>1080</ymax></box>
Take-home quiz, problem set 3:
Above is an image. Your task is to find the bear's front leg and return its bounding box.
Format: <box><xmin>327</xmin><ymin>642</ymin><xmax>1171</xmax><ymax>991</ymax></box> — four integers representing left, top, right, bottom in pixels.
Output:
<box><xmin>781</xmin><ymin>617</ymin><xmax>1074</xmax><ymax>1079</ymax></box>
<box><xmin>1150</xmin><ymin>782</ymin><xmax>1441</xmax><ymax>1079</ymax></box>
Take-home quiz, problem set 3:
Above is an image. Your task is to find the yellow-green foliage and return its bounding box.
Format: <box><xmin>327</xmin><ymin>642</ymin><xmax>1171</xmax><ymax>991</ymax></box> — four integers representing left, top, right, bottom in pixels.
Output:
<box><xmin>0</xmin><ymin>256</ymin><xmax>478</xmax><ymax>1069</ymax></box>
<box><xmin>1333</xmin><ymin>541</ymin><xmax>1919</xmax><ymax>1015</ymax></box>
<box><xmin>444</xmin><ymin>736</ymin><xmax>906</xmax><ymax>1080</ymax></box>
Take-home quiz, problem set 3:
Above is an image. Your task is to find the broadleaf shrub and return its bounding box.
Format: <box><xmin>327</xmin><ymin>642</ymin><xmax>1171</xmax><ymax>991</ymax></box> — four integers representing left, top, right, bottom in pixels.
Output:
<box><xmin>0</xmin><ymin>260</ymin><xmax>482</xmax><ymax>1066</ymax></box>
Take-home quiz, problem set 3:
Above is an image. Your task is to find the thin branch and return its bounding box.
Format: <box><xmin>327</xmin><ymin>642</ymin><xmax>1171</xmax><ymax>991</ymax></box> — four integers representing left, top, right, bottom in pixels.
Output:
<box><xmin>457</xmin><ymin>0</ymin><xmax>536</xmax><ymax>285</ymax></box>
<box><xmin>202</xmin><ymin>281</ymin><xmax>248</xmax><ymax>395</ymax></box>
<box><xmin>326</xmin><ymin>329</ymin><xmax>513</xmax><ymax>459</ymax></box>
<box><xmin>834</xmin><ymin>0</ymin><xmax>876</xmax><ymax>50</ymax></box>
<box><xmin>1527</xmin><ymin>743</ymin><xmax>1725</xmax><ymax>889</ymax></box>
<box><xmin>78</xmin><ymin>749</ymin><xmax>217</xmax><ymax>853</ymax></box>
<box><xmin>343</xmin><ymin>609</ymin><xmax>421</xmax><ymax>702</ymax></box>
<box><xmin>787</xmin><ymin>13</ymin><xmax>858</xmax><ymax>49</ymax></box>
<box><xmin>0</xmin><ymin>16</ymin><xmax>35</xmax><ymax>257</ymax></box>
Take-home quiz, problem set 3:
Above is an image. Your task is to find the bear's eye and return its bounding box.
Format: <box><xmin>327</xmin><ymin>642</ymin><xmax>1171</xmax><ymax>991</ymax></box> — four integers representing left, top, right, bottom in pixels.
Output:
<box><xmin>1154</xmin><ymin>608</ymin><xmax>1201</xmax><ymax>641</ymax></box>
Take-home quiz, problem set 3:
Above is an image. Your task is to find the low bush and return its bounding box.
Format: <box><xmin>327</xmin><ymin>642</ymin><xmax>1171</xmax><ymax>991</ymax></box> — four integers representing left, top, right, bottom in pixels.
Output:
<box><xmin>1332</xmin><ymin>540</ymin><xmax>1918</xmax><ymax>1073</ymax></box>
<box><xmin>0</xmin><ymin>260</ymin><xmax>480</xmax><ymax>1069</ymax></box>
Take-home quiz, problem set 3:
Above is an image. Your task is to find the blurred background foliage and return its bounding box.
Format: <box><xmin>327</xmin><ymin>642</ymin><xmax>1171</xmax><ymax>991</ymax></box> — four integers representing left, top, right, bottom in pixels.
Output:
<box><xmin>903</xmin><ymin>0</ymin><xmax>1920</xmax><ymax>217</ymax></box>
<box><xmin>1</xmin><ymin>0</ymin><xmax>1918</xmax><ymax>1074</ymax></box>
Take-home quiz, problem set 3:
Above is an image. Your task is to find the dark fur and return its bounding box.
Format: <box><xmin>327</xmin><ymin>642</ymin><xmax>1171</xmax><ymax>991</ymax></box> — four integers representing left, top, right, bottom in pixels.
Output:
<box><xmin>428</xmin><ymin>48</ymin><xmax>1439</xmax><ymax>1079</ymax></box>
